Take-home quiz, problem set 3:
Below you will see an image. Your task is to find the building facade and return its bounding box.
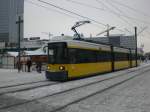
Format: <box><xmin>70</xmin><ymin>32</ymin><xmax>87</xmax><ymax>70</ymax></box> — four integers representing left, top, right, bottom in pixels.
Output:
<box><xmin>0</xmin><ymin>0</ymin><xmax>24</xmax><ymax>45</ymax></box>
<box><xmin>87</xmin><ymin>35</ymin><xmax>136</xmax><ymax>49</ymax></box>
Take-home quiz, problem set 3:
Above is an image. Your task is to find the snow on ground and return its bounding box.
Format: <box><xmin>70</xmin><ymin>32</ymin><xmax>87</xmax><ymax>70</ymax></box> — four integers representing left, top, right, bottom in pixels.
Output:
<box><xmin>61</xmin><ymin>65</ymin><xmax>150</xmax><ymax>112</ymax></box>
<box><xmin>0</xmin><ymin>63</ymin><xmax>147</xmax><ymax>101</ymax></box>
<box><xmin>0</xmin><ymin>62</ymin><xmax>150</xmax><ymax>112</ymax></box>
<box><xmin>0</xmin><ymin>69</ymin><xmax>46</xmax><ymax>87</ymax></box>
<box><xmin>0</xmin><ymin>61</ymin><xmax>149</xmax><ymax>88</ymax></box>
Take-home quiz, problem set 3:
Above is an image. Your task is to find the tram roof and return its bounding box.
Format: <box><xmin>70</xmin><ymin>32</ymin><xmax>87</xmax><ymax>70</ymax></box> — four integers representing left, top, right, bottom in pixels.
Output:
<box><xmin>48</xmin><ymin>40</ymin><xmax>111</xmax><ymax>51</ymax></box>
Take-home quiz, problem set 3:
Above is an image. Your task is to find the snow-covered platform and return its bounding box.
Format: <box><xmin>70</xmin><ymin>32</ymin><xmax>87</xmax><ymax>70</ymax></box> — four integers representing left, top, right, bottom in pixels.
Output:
<box><xmin>0</xmin><ymin>69</ymin><xmax>47</xmax><ymax>88</ymax></box>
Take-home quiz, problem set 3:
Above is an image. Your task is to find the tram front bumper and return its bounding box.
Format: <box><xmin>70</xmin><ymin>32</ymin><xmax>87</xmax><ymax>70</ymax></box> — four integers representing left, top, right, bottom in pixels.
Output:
<box><xmin>45</xmin><ymin>71</ymin><xmax>68</xmax><ymax>81</ymax></box>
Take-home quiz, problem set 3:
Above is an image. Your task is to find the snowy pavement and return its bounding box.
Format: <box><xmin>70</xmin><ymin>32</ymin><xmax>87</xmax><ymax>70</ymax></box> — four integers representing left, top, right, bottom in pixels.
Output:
<box><xmin>0</xmin><ymin>62</ymin><xmax>150</xmax><ymax>112</ymax></box>
<box><xmin>0</xmin><ymin>69</ymin><xmax>46</xmax><ymax>88</ymax></box>
<box><xmin>0</xmin><ymin>62</ymin><xmax>148</xmax><ymax>88</ymax></box>
<box><xmin>61</xmin><ymin>66</ymin><xmax>150</xmax><ymax>112</ymax></box>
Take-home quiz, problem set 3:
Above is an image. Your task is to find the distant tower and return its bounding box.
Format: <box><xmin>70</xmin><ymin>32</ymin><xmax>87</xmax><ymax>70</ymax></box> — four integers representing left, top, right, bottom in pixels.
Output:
<box><xmin>0</xmin><ymin>0</ymin><xmax>24</xmax><ymax>45</ymax></box>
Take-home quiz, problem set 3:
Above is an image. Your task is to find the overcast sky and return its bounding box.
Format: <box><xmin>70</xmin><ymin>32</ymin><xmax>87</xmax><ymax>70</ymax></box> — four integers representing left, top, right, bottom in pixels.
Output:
<box><xmin>24</xmin><ymin>0</ymin><xmax>150</xmax><ymax>52</ymax></box>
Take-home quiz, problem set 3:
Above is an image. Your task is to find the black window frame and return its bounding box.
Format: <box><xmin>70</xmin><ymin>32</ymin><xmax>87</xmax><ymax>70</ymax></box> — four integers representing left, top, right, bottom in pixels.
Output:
<box><xmin>68</xmin><ymin>48</ymin><xmax>111</xmax><ymax>64</ymax></box>
<box><xmin>47</xmin><ymin>42</ymin><xmax>68</xmax><ymax>64</ymax></box>
<box><xmin>114</xmin><ymin>52</ymin><xmax>130</xmax><ymax>61</ymax></box>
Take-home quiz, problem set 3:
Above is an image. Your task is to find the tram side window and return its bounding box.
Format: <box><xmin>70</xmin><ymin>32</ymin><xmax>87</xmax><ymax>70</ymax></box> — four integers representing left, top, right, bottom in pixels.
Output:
<box><xmin>114</xmin><ymin>52</ymin><xmax>129</xmax><ymax>61</ymax></box>
<box><xmin>103</xmin><ymin>51</ymin><xmax>111</xmax><ymax>61</ymax></box>
<box><xmin>48</xmin><ymin>49</ymin><xmax>54</xmax><ymax>63</ymax></box>
<box><xmin>97</xmin><ymin>51</ymin><xmax>111</xmax><ymax>62</ymax></box>
<box><xmin>68</xmin><ymin>49</ymin><xmax>77</xmax><ymax>64</ymax></box>
<box><xmin>68</xmin><ymin>48</ymin><xmax>97</xmax><ymax>63</ymax></box>
<box><xmin>48</xmin><ymin>43</ymin><xmax>68</xmax><ymax>64</ymax></box>
<box><xmin>56</xmin><ymin>47</ymin><xmax>68</xmax><ymax>63</ymax></box>
<box><xmin>68</xmin><ymin>48</ymin><xmax>112</xmax><ymax>63</ymax></box>
<box><xmin>76</xmin><ymin>49</ymin><xmax>97</xmax><ymax>63</ymax></box>
<box><xmin>115</xmin><ymin>52</ymin><xmax>124</xmax><ymax>61</ymax></box>
<box><xmin>76</xmin><ymin>49</ymin><xmax>85</xmax><ymax>63</ymax></box>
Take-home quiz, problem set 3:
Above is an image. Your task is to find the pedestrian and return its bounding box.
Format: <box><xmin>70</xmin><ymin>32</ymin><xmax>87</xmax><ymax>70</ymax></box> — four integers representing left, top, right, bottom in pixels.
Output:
<box><xmin>26</xmin><ymin>58</ymin><xmax>32</xmax><ymax>72</ymax></box>
<box><xmin>17</xmin><ymin>61</ymin><xmax>22</xmax><ymax>72</ymax></box>
<box><xmin>36</xmin><ymin>61</ymin><xmax>42</xmax><ymax>73</ymax></box>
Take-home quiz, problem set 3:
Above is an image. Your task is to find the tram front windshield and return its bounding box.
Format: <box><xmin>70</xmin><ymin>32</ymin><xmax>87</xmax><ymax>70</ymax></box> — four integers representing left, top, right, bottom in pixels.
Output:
<box><xmin>48</xmin><ymin>42</ymin><xmax>67</xmax><ymax>64</ymax></box>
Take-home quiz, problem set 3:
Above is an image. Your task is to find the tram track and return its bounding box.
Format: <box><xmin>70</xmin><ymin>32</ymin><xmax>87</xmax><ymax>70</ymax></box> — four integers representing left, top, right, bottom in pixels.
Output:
<box><xmin>0</xmin><ymin>80</ymin><xmax>49</xmax><ymax>89</ymax></box>
<box><xmin>0</xmin><ymin>68</ymin><xmax>135</xmax><ymax>96</ymax></box>
<box><xmin>49</xmin><ymin>68</ymin><xmax>150</xmax><ymax>112</ymax></box>
<box><xmin>0</xmin><ymin>81</ymin><xmax>58</xmax><ymax>95</ymax></box>
<box><xmin>0</xmin><ymin>64</ymin><xmax>150</xmax><ymax>110</ymax></box>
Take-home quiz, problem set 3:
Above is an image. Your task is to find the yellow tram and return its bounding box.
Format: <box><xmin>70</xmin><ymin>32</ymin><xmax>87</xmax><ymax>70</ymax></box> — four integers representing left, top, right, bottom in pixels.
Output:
<box><xmin>45</xmin><ymin>40</ymin><xmax>140</xmax><ymax>81</ymax></box>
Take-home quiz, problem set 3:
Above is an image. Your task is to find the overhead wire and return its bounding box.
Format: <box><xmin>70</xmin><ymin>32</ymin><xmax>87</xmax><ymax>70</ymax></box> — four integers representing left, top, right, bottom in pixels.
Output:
<box><xmin>105</xmin><ymin>0</ymin><xmax>145</xmax><ymax>34</ymax></box>
<box><xmin>95</xmin><ymin>0</ymin><xmax>150</xmax><ymax>36</ymax></box>
<box><xmin>95</xmin><ymin>0</ymin><xmax>150</xmax><ymax>25</ymax></box>
<box><xmin>106</xmin><ymin>0</ymin><xmax>134</xmax><ymax>27</ymax></box>
<box><xmin>32</xmin><ymin>0</ymin><xmax>140</xmax><ymax>33</ymax></box>
<box><xmin>25</xmin><ymin>0</ymin><xmax>109</xmax><ymax>37</ymax></box>
<box><xmin>26</xmin><ymin>0</ymin><xmax>150</xmax><ymax>34</ymax></box>
<box><xmin>25</xmin><ymin>0</ymin><xmax>106</xmax><ymax>31</ymax></box>
<box><xmin>106</xmin><ymin>0</ymin><xmax>149</xmax><ymax>33</ymax></box>
<box><xmin>65</xmin><ymin>0</ymin><xmax>105</xmax><ymax>11</ymax></box>
<box><xmin>25</xmin><ymin>0</ymin><xmax>149</xmax><ymax>49</ymax></box>
<box><xmin>63</xmin><ymin>0</ymin><xmax>148</xmax><ymax>33</ymax></box>
<box><xmin>95</xmin><ymin>0</ymin><xmax>150</xmax><ymax>46</ymax></box>
<box><xmin>26</xmin><ymin>0</ymin><xmax>134</xmax><ymax>34</ymax></box>
<box><xmin>38</xmin><ymin>0</ymin><xmax>108</xmax><ymax>27</ymax></box>
<box><xmin>87</xmin><ymin>0</ymin><xmax>124</xmax><ymax>33</ymax></box>
<box><xmin>59</xmin><ymin>0</ymin><xmax>125</xmax><ymax>32</ymax></box>
<box><xmin>137</xmin><ymin>26</ymin><xmax>148</xmax><ymax>36</ymax></box>
<box><xmin>63</xmin><ymin>0</ymin><xmax>125</xmax><ymax>32</ymax></box>
<box><xmin>109</xmin><ymin>0</ymin><xmax>150</xmax><ymax>18</ymax></box>
<box><xmin>25</xmin><ymin>0</ymin><xmax>80</xmax><ymax>20</ymax></box>
<box><xmin>64</xmin><ymin>0</ymin><xmax>132</xmax><ymax>27</ymax></box>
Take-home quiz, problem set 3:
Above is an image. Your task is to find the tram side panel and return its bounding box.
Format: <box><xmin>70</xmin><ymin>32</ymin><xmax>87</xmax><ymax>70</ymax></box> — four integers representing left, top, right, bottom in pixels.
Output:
<box><xmin>113</xmin><ymin>47</ymin><xmax>130</xmax><ymax>70</ymax></box>
<box><xmin>67</xmin><ymin>48</ymin><xmax>112</xmax><ymax>79</ymax></box>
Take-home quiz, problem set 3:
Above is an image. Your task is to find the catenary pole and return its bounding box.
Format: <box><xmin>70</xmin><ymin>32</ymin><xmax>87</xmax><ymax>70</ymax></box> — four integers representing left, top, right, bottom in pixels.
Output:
<box><xmin>16</xmin><ymin>16</ymin><xmax>23</xmax><ymax>72</ymax></box>
<box><xmin>135</xmin><ymin>26</ymin><xmax>138</xmax><ymax>67</ymax></box>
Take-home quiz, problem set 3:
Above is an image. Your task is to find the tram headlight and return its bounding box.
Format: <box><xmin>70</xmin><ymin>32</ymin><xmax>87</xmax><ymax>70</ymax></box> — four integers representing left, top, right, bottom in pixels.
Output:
<box><xmin>59</xmin><ymin>66</ymin><xmax>65</xmax><ymax>70</ymax></box>
<box><xmin>47</xmin><ymin>66</ymin><xmax>50</xmax><ymax>70</ymax></box>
